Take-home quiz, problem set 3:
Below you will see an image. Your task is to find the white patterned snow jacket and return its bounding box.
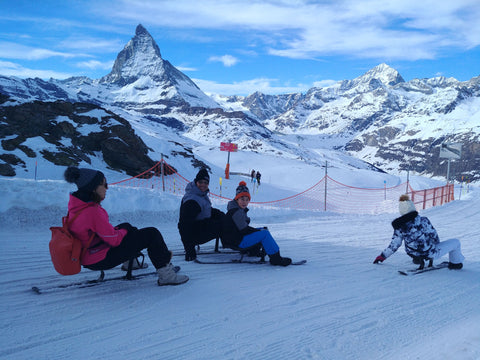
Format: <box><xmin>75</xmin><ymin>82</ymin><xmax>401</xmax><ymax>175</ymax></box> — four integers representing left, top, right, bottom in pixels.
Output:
<box><xmin>382</xmin><ymin>211</ymin><xmax>440</xmax><ymax>259</ymax></box>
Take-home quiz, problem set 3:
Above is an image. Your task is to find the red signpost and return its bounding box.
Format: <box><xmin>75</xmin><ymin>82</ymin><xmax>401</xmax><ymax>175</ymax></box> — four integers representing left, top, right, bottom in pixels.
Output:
<box><xmin>220</xmin><ymin>142</ymin><xmax>238</xmax><ymax>179</ymax></box>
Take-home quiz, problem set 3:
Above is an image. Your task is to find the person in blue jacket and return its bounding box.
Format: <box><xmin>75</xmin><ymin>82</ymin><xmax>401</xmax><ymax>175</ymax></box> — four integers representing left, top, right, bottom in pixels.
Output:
<box><xmin>222</xmin><ymin>181</ymin><xmax>292</xmax><ymax>266</ymax></box>
<box><xmin>373</xmin><ymin>194</ymin><xmax>465</xmax><ymax>269</ymax></box>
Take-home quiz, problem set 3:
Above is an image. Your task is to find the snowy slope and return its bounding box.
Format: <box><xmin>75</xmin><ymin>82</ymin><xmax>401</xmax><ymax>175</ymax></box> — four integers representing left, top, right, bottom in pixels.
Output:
<box><xmin>2</xmin><ymin>28</ymin><xmax>478</xmax><ymax>182</ymax></box>
<box><xmin>0</xmin><ymin>154</ymin><xmax>479</xmax><ymax>360</ymax></box>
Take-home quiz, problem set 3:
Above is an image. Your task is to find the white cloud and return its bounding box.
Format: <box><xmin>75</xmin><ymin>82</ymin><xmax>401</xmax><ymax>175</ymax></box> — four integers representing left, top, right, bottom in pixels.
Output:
<box><xmin>193</xmin><ymin>77</ymin><xmax>314</xmax><ymax>96</ymax></box>
<box><xmin>176</xmin><ymin>65</ymin><xmax>198</xmax><ymax>72</ymax></box>
<box><xmin>0</xmin><ymin>61</ymin><xmax>73</xmax><ymax>79</ymax></box>
<box><xmin>104</xmin><ymin>0</ymin><xmax>480</xmax><ymax>61</ymax></box>
<box><xmin>312</xmin><ymin>80</ymin><xmax>337</xmax><ymax>88</ymax></box>
<box><xmin>208</xmin><ymin>55</ymin><xmax>239</xmax><ymax>67</ymax></box>
<box><xmin>76</xmin><ymin>60</ymin><xmax>113</xmax><ymax>70</ymax></box>
<box><xmin>59</xmin><ymin>37</ymin><xmax>124</xmax><ymax>52</ymax></box>
<box><xmin>0</xmin><ymin>42</ymin><xmax>76</xmax><ymax>60</ymax></box>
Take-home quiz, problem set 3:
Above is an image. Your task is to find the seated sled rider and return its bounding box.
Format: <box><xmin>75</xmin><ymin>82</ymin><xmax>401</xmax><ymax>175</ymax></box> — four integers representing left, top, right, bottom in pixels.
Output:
<box><xmin>222</xmin><ymin>181</ymin><xmax>292</xmax><ymax>266</ymax></box>
<box><xmin>178</xmin><ymin>168</ymin><xmax>225</xmax><ymax>261</ymax></box>
<box><xmin>373</xmin><ymin>194</ymin><xmax>465</xmax><ymax>270</ymax></box>
<box><xmin>64</xmin><ymin>167</ymin><xmax>188</xmax><ymax>286</ymax></box>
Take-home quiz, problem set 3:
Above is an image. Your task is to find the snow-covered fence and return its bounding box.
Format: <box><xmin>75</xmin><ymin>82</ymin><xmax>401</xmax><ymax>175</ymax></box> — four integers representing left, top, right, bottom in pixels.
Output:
<box><xmin>110</xmin><ymin>160</ymin><xmax>454</xmax><ymax>214</ymax></box>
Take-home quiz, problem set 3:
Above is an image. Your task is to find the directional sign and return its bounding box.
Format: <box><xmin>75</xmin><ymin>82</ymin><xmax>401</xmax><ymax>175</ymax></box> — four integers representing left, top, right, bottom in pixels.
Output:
<box><xmin>220</xmin><ymin>142</ymin><xmax>238</xmax><ymax>152</ymax></box>
<box><xmin>439</xmin><ymin>143</ymin><xmax>462</xmax><ymax>160</ymax></box>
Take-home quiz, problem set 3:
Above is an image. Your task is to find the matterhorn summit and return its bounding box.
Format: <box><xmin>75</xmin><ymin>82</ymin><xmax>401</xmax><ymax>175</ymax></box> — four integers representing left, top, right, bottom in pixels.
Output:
<box><xmin>100</xmin><ymin>24</ymin><xmax>218</xmax><ymax>108</ymax></box>
<box><xmin>101</xmin><ymin>24</ymin><xmax>164</xmax><ymax>85</ymax></box>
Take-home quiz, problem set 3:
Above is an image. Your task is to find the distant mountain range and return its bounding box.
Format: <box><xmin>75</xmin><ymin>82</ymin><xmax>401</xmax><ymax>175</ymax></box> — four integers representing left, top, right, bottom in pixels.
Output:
<box><xmin>1</xmin><ymin>24</ymin><xmax>479</xmax><ymax>182</ymax></box>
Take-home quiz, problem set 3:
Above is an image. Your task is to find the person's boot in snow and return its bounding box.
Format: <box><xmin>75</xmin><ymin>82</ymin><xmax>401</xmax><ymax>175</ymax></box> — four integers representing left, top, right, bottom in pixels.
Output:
<box><xmin>269</xmin><ymin>252</ymin><xmax>292</xmax><ymax>266</ymax></box>
<box><xmin>448</xmin><ymin>262</ymin><xmax>463</xmax><ymax>270</ymax></box>
<box><xmin>157</xmin><ymin>264</ymin><xmax>189</xmax><ymax>285</ymax></box>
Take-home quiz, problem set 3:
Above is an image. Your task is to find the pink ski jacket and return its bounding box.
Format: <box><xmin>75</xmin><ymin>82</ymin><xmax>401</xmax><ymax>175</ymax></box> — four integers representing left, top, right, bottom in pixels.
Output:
<box><xmin>67</xmin><ymin>194</ymin><xmax>127</xmax><ymax>265</ymax></box>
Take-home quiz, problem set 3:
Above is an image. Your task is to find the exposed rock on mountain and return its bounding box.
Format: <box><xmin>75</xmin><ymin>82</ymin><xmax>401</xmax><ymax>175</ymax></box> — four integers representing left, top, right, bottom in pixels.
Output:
<box><xmin>219</xmin><ymin>65</ymin><xmax>480</xmax><ymax>181</ymax></box>
<box><xmin>0</xmin><ymin>99</ymin><xmax>155</xmax><ymax>176</ymax></box>
<box><xmin>1</xmin><ymin>23</ymin><xmax>478</xmax><ymax>182</ymax></box>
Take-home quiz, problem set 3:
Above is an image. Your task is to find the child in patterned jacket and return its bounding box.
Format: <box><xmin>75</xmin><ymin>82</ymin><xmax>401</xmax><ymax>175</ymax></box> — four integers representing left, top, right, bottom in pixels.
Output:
<box><xmin>373</xmin><ymin>194</ymin><xmax>464</xmax><ymax>269</ymax></box>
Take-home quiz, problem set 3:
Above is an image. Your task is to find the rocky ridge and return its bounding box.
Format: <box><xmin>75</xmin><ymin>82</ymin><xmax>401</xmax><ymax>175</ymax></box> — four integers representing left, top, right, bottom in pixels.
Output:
<box><xmin>0</xmin><ymin>24</ymin><xmax>479</xmax><ymax>181</ymax></box>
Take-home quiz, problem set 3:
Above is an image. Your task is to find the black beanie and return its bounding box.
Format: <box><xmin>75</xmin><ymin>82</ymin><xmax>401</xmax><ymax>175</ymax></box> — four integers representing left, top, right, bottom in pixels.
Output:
<box><xmin>194</xmin><ymin>168</ymin><xmax>210</xmax><ymax>183</ymax></box>
<box><xmin>64</xmin><ymin>167</ymin><xmax>105</xmax><ymax>193</ymax></box>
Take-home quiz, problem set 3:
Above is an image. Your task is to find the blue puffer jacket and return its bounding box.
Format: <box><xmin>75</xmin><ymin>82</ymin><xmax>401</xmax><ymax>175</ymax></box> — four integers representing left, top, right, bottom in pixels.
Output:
<box><xmin>382</xmin><ymin>211</ymin><xmax>440</xmax><ymax>259</ymax></box>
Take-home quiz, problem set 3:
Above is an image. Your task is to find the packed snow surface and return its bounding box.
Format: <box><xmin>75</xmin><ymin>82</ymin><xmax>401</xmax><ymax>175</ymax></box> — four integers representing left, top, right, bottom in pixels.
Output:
<box><xmin>0</xmin><ymin>155</ymin><xmax>479</xmax><ymax>360</ymax></box>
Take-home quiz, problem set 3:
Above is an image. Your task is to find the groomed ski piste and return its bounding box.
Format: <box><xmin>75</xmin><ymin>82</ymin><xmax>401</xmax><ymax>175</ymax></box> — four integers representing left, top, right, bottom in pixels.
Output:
<box><xmin>1</xmin><ymin>152</ymin><xmax>479</xmax><ymax>360</ymax></box>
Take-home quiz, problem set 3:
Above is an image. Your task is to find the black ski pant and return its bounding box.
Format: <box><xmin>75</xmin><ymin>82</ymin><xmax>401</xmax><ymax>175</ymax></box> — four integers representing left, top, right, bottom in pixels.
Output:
<box><xmin>85</xmin><ymin>227</ymin><xmax>171</xmax><ymax>271</ymax></box>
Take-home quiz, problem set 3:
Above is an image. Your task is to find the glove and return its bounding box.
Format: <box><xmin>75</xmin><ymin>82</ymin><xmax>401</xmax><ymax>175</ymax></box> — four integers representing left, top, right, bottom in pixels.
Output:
<box><xmin>256</xmin><ymin>226</ymin><xmax>268</xmax><ymax>231</ymax></box>
<box><xmin>373</xmin><ymin>254</ymin><xmax>386</xmax><ymax>264</ymax></box>
<box><xmin>116</xmin><ymin>223</ymin><xmax>137</xmax><ymax>233</ymax></box>
<box><xmin>211</xmin><ymin>208</ymin><xmax>225</xmax><ymax>219</ymax></box>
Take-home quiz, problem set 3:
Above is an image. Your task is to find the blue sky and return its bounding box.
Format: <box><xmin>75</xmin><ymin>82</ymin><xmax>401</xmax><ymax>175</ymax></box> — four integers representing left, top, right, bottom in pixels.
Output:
<box><xmin>1</xmin><ymin>0</ymin><xmax>479</xmax><ymax>95</ymax></box>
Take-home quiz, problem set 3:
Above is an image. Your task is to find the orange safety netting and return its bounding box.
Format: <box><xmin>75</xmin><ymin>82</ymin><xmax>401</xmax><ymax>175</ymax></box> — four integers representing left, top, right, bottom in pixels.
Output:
<box><xmin>111</xmin><ymin>160</ymin><xmax>454</xmax><ymax>214</ymax></box>
<box><xmin>409</xmin><ymin>184</ymin><xmax>455</xmax><ymax>211</ymax></box>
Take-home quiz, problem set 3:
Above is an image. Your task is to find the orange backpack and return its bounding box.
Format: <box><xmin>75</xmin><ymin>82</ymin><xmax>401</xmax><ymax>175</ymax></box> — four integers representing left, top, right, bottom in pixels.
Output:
<box><xmin>49</xmin><ymin>209</ymin><xmax>95</xmax><ymax>275</ymax></box>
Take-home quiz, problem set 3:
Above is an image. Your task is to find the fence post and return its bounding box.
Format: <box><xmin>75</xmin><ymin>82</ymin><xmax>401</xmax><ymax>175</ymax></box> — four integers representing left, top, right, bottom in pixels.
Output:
<box><xmin>324</xmin><ymin>161</ymin><xmax>328</xmax><ymax>211</ymax></box>
<box><xmin>423</xmin><ymin>189</ymin><xmax>427</xmax><ymax>209</ymax></box>
<box><xmin>161</xmin><ymin>155</ymin><xmax>165</xmax><ymax>192</ymax></box>
<box><xmin>406</xmin><ymin>169</ymin><xmax>410</xmax><ymax>194</ymax></box>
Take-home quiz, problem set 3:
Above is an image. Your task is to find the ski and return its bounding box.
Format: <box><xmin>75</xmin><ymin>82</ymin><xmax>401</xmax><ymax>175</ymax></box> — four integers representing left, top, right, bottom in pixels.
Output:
<box><xmin>32</xmin><ymin>266</ymin><xmax>180</xmax><ymax>294</ymax></box>
<box><xmin>172</xmin><ymin>250</ymin><xmax>240</xmax><ymax>257</ymax></box>
<box><xmin>194</xmin><ymin>259</ymin><xmax>307</xmax><ymax>265</ymax></box>
<box><xmin>398</xmin><ymin>261</ymin><xmax>449</xmax><ymax>276</ymax></box>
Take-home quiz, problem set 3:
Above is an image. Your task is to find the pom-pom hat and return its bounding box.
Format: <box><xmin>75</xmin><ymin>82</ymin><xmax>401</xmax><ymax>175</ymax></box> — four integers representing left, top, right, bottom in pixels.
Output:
<box><xmin>235</xmin><ymin>181</ymin><xmax>251</xmax><ymax>200</ymax></box>
<box><xmin>398</xmin><ymin>194</ymin><xmax>416</xmax><ymax>215</ymax></box>
<box><xmin>64</xmin><ymin>167</ymin><xmax>105</xmax><ymax>193</ymax></box>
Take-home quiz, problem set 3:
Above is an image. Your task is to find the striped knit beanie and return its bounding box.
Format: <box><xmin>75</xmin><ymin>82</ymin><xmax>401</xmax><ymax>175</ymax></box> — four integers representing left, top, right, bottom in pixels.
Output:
<box><xmin>235</xmin><ymin>181</ymin><xmax>251</xmax><ymax>200</ymax></box>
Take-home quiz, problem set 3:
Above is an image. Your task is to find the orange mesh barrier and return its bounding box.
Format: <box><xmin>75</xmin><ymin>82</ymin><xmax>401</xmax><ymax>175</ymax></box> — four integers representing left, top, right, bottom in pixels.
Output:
<box><xmin>409</xmin><ymin>183</ymin><xmax>455</xmax><ymax>211</ymax></box>
<box><xmin>111</xmin><ymin>160</ymin><xmax>454</xmax><ymax>214</ymax></box>
<box><xmin>111</xmin><ymin>160</ymin><xmax>190</xmax><ymax>195</ymax></box>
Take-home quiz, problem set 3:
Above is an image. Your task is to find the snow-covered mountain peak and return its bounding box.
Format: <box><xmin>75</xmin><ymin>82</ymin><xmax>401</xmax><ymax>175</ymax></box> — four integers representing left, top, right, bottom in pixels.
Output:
<box><xmin>335</xmin><ymin>63</ymin><xmax>405</xmax><ymax>95</ymax></box>
<box><xmin>423</xmin><ymin>76</ymin><xmax>459</xmax><ymax>88</ymax></box>
<box><xmin>0</xmin><ymin>24</ymin><xmax>219</xmax><ymax>108</ymax></box>
<box><xmin>362</xmin><ymin>63</ymin><xmax>405</xmax><ymax>86</ymax></box>
<box><xmin>100</xmin><ymin>24</ymin><xmax>163</xmax><ymax>86</ymax></box>
<box><xmin>95</xmin><ymin>24</ymin><xmax>218</xmax><ymax>107</ymax></box>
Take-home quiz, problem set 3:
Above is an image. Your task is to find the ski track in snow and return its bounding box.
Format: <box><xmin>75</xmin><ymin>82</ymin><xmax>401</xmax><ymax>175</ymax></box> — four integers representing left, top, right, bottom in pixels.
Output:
<box><xmin>1</xmin><ymin>189</ymin><xmax>479</xmax><ymax>360</ymax></box>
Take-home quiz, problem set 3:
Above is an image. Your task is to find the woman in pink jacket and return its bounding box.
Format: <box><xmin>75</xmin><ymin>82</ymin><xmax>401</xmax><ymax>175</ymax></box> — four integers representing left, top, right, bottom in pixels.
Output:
<box><xmin>64</xmin><ymin>167</ymin><xmax>188</xmax><ymax>286</ymax></box>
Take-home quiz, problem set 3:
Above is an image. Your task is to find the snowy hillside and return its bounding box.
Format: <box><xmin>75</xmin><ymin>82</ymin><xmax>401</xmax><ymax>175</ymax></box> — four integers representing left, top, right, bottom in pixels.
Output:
<box><xmin>1</xmin><ymin>25</ymin><xmax>479</xmax><ymax>182</ymax></box>
<box><xmin>217</xmin><ymin>65</ymin><xmax>480</xmax><ymax>181</ymax></box>
<box><xmin>0</xmin><ymin>152</ymin><xmax>479</xmax><ymax>359</ymax></box>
